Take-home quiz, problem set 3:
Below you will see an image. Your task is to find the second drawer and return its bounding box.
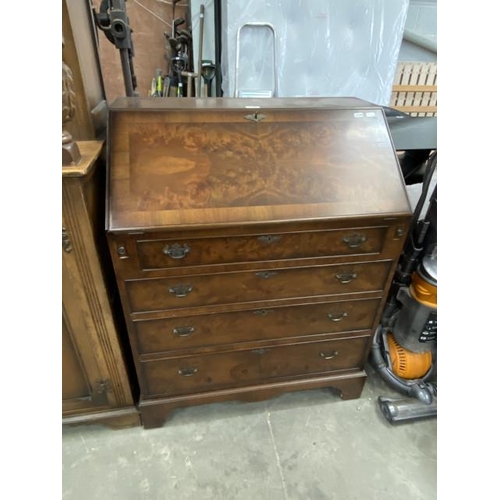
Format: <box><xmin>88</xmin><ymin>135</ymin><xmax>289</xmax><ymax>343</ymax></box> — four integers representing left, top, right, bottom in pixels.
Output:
<box><xmin>126</xmin><ymin>260</ymin><xmax>391</xmax><ymax>313</ymax></box>
<box><xmin>133</xmin><ymin>298</ymin><xmax>381</xmax><ymax>355</ymax></box>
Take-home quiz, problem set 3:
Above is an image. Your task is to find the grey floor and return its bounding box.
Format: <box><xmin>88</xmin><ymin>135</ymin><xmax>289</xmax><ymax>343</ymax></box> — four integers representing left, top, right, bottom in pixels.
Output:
<box><xmin>62</xmin><ymin>364</ymin><xmax>437</xmax><ymax>500</ymax></box>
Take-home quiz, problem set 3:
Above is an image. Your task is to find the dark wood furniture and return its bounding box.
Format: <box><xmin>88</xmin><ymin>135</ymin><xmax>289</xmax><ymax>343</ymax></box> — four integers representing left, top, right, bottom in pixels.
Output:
<box><xmin>62</xmin><ymin>141</ymin><xmax>140</xmax><ymax>428</ymax></box>
<box><xmin>106</xmin><ymin>98</ymin><xmax>413</xmax><ymax>429</ymax></box>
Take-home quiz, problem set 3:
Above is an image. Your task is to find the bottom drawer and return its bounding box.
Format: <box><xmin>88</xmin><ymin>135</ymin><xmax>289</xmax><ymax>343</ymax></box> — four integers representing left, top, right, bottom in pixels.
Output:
<box><xmin>141</xmin><ymin>335</ymin><xmax>370</xmax><ymax>397</ymax></box>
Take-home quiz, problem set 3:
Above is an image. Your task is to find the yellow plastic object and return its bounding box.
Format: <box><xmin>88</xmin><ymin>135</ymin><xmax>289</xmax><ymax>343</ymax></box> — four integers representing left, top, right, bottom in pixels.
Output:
<box><xmin>411</xmin><ymin>271</ymin><xmax>437</xmax><ymax>308</ymax></box>
<box><xmin>387</xmin><ymin>332</ymin><xmax>432</xmax><ymax>379</ymax></box>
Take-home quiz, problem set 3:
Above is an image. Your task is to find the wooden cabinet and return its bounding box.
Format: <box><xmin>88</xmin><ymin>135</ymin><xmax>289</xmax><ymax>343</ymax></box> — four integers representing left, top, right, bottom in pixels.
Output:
<box><xmin>105</xmin><ymin>98</ymin><xmax>413</xmax><ymax>428</ymax></box>
<box><xmin>62</xmin><ymin>141</ymin><xmax>140</xmax><ymax>428</ymax></box>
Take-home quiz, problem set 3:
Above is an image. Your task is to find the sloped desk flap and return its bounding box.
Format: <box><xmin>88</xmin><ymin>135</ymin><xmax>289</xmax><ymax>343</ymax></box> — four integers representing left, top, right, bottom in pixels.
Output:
<box><xmin>106</xmin><ymin>97</ymin><xmax>411</xmax><ymax>233</ymax></box>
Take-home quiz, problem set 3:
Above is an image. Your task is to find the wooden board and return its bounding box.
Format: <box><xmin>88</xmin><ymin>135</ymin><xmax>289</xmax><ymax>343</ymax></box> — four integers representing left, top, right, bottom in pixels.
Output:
<box><xmin>390</xmin><ymin>62</ymin><xmax>437</xmax><ymax>117</ymax></box>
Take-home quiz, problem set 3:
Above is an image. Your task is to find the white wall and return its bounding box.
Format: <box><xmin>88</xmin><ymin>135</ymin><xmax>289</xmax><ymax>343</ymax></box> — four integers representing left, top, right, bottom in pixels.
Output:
<box><xmin>399</xmin><ymin>0</ymin><xmax>437</xmax><ymax>62</ymax></box>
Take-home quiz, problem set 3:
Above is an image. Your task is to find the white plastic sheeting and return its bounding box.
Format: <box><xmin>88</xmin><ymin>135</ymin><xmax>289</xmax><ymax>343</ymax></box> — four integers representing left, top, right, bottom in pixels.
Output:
<box><xmin>224</xmin><ymin>0</ymin><xmax>408</xmax><ymax>104</ymax></box>
<box><xmin>190</xmin><ymin>0</ymin><xmax>409</xmax><ymax>105</ymax></box>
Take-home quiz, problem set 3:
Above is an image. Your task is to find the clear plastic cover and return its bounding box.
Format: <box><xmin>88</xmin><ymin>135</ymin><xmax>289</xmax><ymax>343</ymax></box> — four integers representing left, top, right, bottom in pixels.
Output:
<box><xmin>221</xmin><ymin>0</ymin><xmax>409</xmax><ymax>105</ymax></box>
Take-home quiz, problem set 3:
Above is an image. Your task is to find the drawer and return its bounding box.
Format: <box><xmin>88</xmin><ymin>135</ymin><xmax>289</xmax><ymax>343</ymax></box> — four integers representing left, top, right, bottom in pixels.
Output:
<box><xmin>126</xmin><ymin>261</ymin><xmax>391</xmax><ymax>313</ymax></box>
<box><xmin>142</xmin><ymin>335</ymin><xmax>370</xmax><ymax>397</ymax></box>
<box><xmin>136</xmin><ymin>227</ymin><xmax>387</xmax><ymax>270</ymax></box>
<box><xmin>134</xmin><ymin>298</ymin><xmax>380</xmax><ymax>354</ymax></box>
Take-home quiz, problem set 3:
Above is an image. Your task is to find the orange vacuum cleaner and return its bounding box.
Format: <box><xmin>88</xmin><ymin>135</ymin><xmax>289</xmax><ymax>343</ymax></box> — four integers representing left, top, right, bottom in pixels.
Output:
<box><xmin>371</xmin><ymin>152</ymin><xmax>437</xmax><ymax>424</ymax></box>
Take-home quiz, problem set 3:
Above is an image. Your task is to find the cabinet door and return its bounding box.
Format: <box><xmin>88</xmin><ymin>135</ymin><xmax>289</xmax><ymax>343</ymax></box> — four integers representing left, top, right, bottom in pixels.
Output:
<box><xmin>62</xmin><ymin>316</ymin><xmax>89</xmax><ymax>402</ymax></box>
<box><xmin>62</xmin><ymin>244</ymin><xmax>111</xmax><ymax>415</ymax></box>
<box><xmin>62</xmin><ymin>144</ymin><xmax>137</xmax><ymax>425</ymax></box>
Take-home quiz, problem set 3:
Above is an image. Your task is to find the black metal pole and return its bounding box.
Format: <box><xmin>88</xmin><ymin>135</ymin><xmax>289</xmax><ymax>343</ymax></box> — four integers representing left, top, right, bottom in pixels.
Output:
<box><xmin>214</xmin><ymin>0</ymin><xmax>222</xmax><ymax>96</ymax></box>
<box><xmin>120</xmin><ymin>48</ymin><xmax>135</xmax><ymax>97</ymax></box>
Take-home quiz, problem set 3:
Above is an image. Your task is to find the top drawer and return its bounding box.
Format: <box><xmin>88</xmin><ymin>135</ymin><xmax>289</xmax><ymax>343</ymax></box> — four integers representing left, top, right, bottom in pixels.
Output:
<box><xmin>136</xmin><ymin>227</ymin><xmax>387</xmax><ymax>271</ymax></box>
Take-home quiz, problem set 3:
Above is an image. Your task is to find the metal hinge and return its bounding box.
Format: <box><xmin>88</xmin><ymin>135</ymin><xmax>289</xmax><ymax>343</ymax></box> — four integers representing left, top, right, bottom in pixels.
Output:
<box><xmin>95</xmin><ymin>379</ymin><xmax>112</xmax><ymax>394</ymax></box>
<box><xmin>62</xmin><ymin>226</ymin><xmax>72</xmax><ymax>253</ymax></box>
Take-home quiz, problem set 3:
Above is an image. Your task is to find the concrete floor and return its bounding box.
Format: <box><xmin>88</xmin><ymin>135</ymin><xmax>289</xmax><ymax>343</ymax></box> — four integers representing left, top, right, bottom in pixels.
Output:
<box><xmin>62</xmin><ymin>364</ymin><xmax>437</xmax><ymax>500</ymax></box>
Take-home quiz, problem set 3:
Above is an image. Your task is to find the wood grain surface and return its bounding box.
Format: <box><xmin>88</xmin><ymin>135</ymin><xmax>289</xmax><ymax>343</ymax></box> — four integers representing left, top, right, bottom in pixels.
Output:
<box><xmin>133</xmin><ymin>297</ymin><xmax>381</xmax><ymax>356</ymax></box>
<box><xmin>141</xmin><ymin>334</ymin><xmax>370</xmax><ymax>397</ymax></box>
<box><xmin>107</xmin><ymin>98</ymin><xmax>411</xmax><ymax>232</ymax></box>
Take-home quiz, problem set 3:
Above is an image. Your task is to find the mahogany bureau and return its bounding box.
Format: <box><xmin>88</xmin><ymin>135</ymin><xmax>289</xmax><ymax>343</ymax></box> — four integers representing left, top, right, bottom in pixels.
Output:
<box><xmin>105</xmin><ymin>97</ymin><xmax>413</xmax><ymax>429</ymax></box>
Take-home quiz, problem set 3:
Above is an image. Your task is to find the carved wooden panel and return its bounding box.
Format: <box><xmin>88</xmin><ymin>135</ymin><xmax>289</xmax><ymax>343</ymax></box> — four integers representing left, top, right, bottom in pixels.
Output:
<box><xmin>62</xmin><ymin>0</ymin><xmax>95</xmax><ymax>140</ymax></box>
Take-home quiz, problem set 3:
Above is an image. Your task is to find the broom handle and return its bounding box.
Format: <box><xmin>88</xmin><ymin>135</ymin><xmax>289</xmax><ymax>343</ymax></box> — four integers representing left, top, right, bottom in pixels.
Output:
<box><xmin>197</xmin><ymin>4</ymin><xmax>205</xmax><ymax>97</ymax></box>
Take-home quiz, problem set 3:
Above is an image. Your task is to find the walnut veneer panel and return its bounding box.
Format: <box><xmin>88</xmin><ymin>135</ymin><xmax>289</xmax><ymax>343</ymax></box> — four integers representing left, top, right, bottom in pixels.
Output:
<box><xmin>125</xmin><ymin>261</ymin><xmax>391</xmax><ymax>313</ymax></box>
<box><xmin>136</xmin><ymin>226</ymin><xmax>387</xmax><ymax>270</ymax></box>
<box><xmin>142</xmin><ymin>335</ymin><xmax>371</xmax><ymax>397</ymax></box>
<box><xmin>107</xmin><ymin>98</ymin><xmax>410</xmax><ymax>232</ymax></box>
<box><xmin>133</xmin><ymin>298</ymin><xmax>381</xmax><ymax>356</ymax></box>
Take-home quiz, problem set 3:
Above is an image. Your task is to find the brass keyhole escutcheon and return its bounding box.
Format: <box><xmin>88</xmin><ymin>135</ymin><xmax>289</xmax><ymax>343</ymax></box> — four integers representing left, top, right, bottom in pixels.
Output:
<box><xmin>244</xmin><ymin>112</ymin><xmax>266</xmax><ymax>122</ymax></box>
<box><xmin>257</xmin><ymin>235</ymin><xmax>281</xmax><ymax>244</ymax></box>
<box><xmin>256</xmin><ymin>271</ymin><xmax>277</xmax><ymax>279</ymax></box>
<box><xmin>253</xmin><ymin>309</ymin><xmax>274</xmax><ymax>316</ymax></box>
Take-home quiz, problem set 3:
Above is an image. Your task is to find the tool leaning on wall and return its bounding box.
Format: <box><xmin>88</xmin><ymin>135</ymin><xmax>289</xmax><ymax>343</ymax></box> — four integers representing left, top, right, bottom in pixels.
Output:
<box><xmin>151</xmin><ymin>1</ymin><xmax>214</xmax><ymax>97</ymax></box>
<box><xmin>93</xmin><ymin>0</ymin><xmax>138</xmax><ymax>97</ymax></box>
<box><xmin>92</xmin><ymin>0</ymin><xmax>198</xmax><ymax>98</ymax></box>
<box><xmin>161</xmin><ymin>0</ymin><xmax>194</xmax><ymax>97</ymax></box>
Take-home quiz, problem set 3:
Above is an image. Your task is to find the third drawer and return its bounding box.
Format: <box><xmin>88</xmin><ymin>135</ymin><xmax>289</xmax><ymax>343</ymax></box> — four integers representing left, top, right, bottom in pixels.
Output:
<box><xmin>126</xmin><ymin>260</ymin><xmax>392</xmax><ymax>313</ymax></box>
<box><xmin>133</xmin><ymin>298</ymin><xmax>381</xmax><ymax>355</ymax></box>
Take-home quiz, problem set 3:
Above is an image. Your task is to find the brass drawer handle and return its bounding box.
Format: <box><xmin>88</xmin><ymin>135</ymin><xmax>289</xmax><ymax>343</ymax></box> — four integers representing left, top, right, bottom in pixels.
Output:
<box><xmin>327</xmin><ymin>311</ymin><xmax>348</xmax><ymax>322</ymax></box>
<box><xmin>256</xmin><ymin>271</ymin><xmax>277</xmax><ymax>279</ymax></box>
<box><xmin>173</xmin><ymin>326</ymin><xmax>195</xmax><ymax>337</ymax></box>
<box><xmin>253</xmin><ymin>309</ymin><xmax>275</xmax><ymax>316</ymax></box>
<box><xmin>320</xmin><ymin>350</ymin><xmax>338</xmax><ymax>360</ymax></box>
<box><xmin>335</xmin><ymin>271</ymin><xmax>357</xmax><ymax>284</ymax></box>
<box><xmin>163</xmin><ymin>243</ymin><xmax>191</xmax><ymax>259</ymax></box>
<box><xmin>168</xmin><ymin>284</ymin><xmax>193</xmax><ymax>297</ymax></box>
<box><xmin>257</xmin><ymin>235</ymin><xmax>282</xmax><ymax>244</ymax></box>
<box><xmin>178</xmin><ymin>367</ymin><xmax>198</xmax><ymax>377</ymax></box>
<box><xmin>343</xmin><ymin>233</ymin><xmax>367</xmax><ymax>248</ymax></box>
